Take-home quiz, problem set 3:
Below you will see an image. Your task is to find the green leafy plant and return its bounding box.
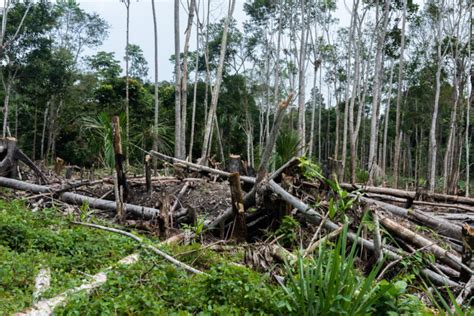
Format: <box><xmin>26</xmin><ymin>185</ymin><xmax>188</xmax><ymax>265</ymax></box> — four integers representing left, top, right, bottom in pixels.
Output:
<box><xmin>326</xmin><ymin>178</ymin><xmax>359</xmax><ymax>220</ymax></box>
<box><xmin>274</xmin><ymin>127</ymin><xmax>301</xmax><ymax>169</ymax></box>
<box><xmin>298</xmin><ymin>156</ymin><xmax>323</xmax><ymax>180</ymax></box>
<box><xmin>81</xmin><ymin>112</ymin><xmax>124</xmax><ymax>169</ymax></box>
<box><xmin>274</xmin><ymin>216</ymin><xmax>300</xmax><ymax>247</ymax></box>
<box><xmin>281</xmin><ymin>224</ymin><xmax>393</xmax><ymax>315</ymax></box>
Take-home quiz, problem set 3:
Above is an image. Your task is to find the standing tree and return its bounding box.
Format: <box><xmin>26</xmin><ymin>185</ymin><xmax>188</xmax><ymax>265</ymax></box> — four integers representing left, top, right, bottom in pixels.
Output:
<box><xmin>174</xmin><ymin>0</ymin><xmax>182</xmax><ymax>159</ymax></box>
<box><xmin>151</xmin><ymin>0</ymin><xmax>159</xmax><ymax>172</ymax></box>
<box><xmin>122</xmin><ymin>0</ymin><xmax>131</xmax><ymax>166</ymax></box>
<box><xmin>199</xmin><ymin>0</ymin><xmax>236</xmax><ymax>164</ymax></box>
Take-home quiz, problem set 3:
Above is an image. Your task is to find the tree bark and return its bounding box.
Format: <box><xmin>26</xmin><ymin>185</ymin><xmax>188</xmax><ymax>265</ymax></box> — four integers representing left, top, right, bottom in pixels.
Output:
<box><xmin>229</xmin><ymin>172</ymin><xmax>247</xmax><ymax>241</ymax></box>
<box><xmin>382</xmin><ymin>61</ymin><xmax>395</xmax><ymax>177</ymax></box>
<box><xmin>124</xmin><ymin>0</ymin><xmax>130</xmax><ymax>167</ymax></box>
<box><xmin>297</xmin><ymin>0</ymin><xmax>307</xmax><ymax>156</ymax></box>
<box><xmin>188</xmin><ymin>6</ymin><xmax>200</xmax><ymax>162</ymax></box>
<box><xmin>151</xmin><ymin>0</ymin><xmax>159</xmax><ymax>173</ymax></box>
<box><xmin>199</xmin><ymin>0</ymin><xmax>236</xmax><ymax>164</ymax></box>
<box><xmin>368</xmin><ymin>0</ymin><xmax>390</xmax><ymax>185</ymax></box>
<box><xmin>393</xmin><ymin>0</ymin><xmax>407</xmax><ymax>188</ymax></box>
<box><xmin>174</xmin><ymin>0</ymin><xmax>182</xmax><ymax>159</ymax></box>
<box><xmin>428</xmin><ymin>0</ymin><xmax>446</xmax><ymax>193</ymax></box>
<box><xmin>180</xmin><ymin>0</ymin><xmax>197</xmax><ymax>159</ymax></box>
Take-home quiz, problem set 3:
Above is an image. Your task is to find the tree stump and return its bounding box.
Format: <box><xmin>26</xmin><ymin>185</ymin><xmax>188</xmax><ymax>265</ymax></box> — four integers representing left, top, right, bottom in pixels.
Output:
<box><xmin>0</xmin><ymin>137</ymin><xmax>48</xmax><ymax>183</ymax></box>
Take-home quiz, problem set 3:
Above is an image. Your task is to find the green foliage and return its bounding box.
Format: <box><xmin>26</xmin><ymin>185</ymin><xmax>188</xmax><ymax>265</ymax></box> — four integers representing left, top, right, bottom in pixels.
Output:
<box><xmin>274</xmin><ymin>127</ymin><xmax>301</xmax><ymax>169</ymax></box>
<box><xmin>421</xmin><ymin>279</ymin><xmax>471</xmax><ymax>316</ymax></box>
<box><xmin>81</xmin><ymin>112</ymin><xmax>124</xmax><ymax>169</ymax></box>
<box><xmin>57</xmin><ymin>253</ymin><xmax>285</xmax><ymax>315</ymax></box>
<box><xmin>0</xmin><ymin>200</ymin><xmax>136</xmax><ymax>314</ymax></box>
<box><xmin>280</xmin><ymin>225</ymin><xmax>415</xmax><ymax>315</ymax></box>
<box><xmin>298</xmin><ymin>156</ymin><xmax>323</xmax><ymax>180</ymax></box>
<box><xmin>274</xmin><ymin>216</ymin><xmax>300</xmax><ymax>247</ymax></box>
<box><xmin>126</xmin><ymin>43</ymin><xmax>149</xmax><ymax>79</ymax></box>
<box><xmin>356</xmin><ymin>168</ymin><xmax>369</xmax><ymax>183</ymax></box>
<box><xmin>326</xmin><ymin>178</ymin><xmax>358</xmax><ymax>220</ymax></box>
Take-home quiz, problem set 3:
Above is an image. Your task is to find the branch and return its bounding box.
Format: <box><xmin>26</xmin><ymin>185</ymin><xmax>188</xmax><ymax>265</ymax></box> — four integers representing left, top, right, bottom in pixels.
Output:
<box><xmin>72</xmin><ymin>221</ymin><xmax>206</xmax><ymax>275</ymax></box>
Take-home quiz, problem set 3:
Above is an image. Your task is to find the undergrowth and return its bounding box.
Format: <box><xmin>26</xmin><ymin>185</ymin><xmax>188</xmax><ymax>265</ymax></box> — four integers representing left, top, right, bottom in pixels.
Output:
<box><xmin>0</xmin><ymin>200</ymin><xmax>137</xmax><ymax>314</ymax></box>
<box><xmin>1</xmin><ymin>199</ymin><xmax>471</xmax><ymax>315</ymax></box>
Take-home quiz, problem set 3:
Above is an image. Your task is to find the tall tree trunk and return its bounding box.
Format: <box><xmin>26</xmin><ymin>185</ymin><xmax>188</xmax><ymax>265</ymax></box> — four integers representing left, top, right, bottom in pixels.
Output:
<box><xmin>368</xmin><ymin>0</ymin><xmax>390</xmax><ymax>185</ymax></box>
<box><xmin>264</xmin><ymin>34</ymin><xmax>271</xmax><ymax>145</ymax></box>
<box><xmin>466</xmin><ymin>7</ymin><xmax>472</xmax><ymax>197</ymax></box>
<box><xmin>318</xmin><ymin>61</ymin><xmax>322</xmax><ymax>163</ymax></box>
<box><xmin>349</xmin><ymin>0</ymin><xmax>363</xmax><ymax>183</ymax></box>
<box><xmin>189</xmin><ymin>4</ymin><xmax>200</xmax><ymax>162</ymax></box>
<box><xmin>393</xmin><ymin>0</ymin><xmax>407</xmax><ymax>188</ymax></box>
<box><xmin>32</xmin><ymin>106</ymin><xmax>37</xmax><ymax>160</ymax></box>
<box><xmin>151</xmin><ymin>0</ymin><xmax>159</xmax><ymax>173</ymax></box>
<box><xmin>174</xmin><ymin>0</ymin><xmax>182</xmax><ymax>159</ymax></box>
<box><xmin>202</xmin><ymin>0</ymin><xmax>211</xmax><ymax>124</ymax></box>
<box><xmin>341</xmin><ymin>0</ymin><xmax>358</xmax><ymax>181</ymax></box>
<box><xmin>2</xmin><ymin>76</ymin><xmax>12</xmax><ymax>138</ymax></box>
<box><xmin>40</xmin><ymin>102</ymin><xmax>49</xmax><ymax>160</ymax></box>
<box><xmin>199</xmin><ymin>0</ymin><xmax>236</xmax><ymax>164</ymax></box>
<box><xmin>181</xmin><ymin>0</ymin><xmax>197</xmax><ymax>159</ymax></box>
<box><xmin>443</xmin><ymin>67</ymin><xmax>460</xmax><ymax>193</ymax></box>
<box><xmin>308</xmin><ymin>65</ymin><xmax>317</xmax><ymax>159</ymax></box>
<box><xmin>124</xmin><ymin>0</ymin><xmax>130</xmax><ymax>166</ymax></box>
<box><xmin>428</xmin><ymin>0</ymin><xmax>445</xmax><ymax>193</ymax></box>
<box><xmin>297</xmin><ymin>0</ymin><xmax>307</xmax><ymax>156</ymax></box>
<box><xmin>382</xmin><ymin>61</ymin><xmax>395</xmax><ymax>178</ymax></box>
<box><xmin>467</xmin><ymin>69</ymin><xmax>473</xmax><ymax>197</ymax></box>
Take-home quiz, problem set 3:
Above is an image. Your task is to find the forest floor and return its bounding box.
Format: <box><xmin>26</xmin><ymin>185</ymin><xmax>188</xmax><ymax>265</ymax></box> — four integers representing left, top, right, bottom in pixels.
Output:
<box><xmin>0</xmin><ymin>160</ymin><xmax>473</xmax><ymax>315</ymax></box>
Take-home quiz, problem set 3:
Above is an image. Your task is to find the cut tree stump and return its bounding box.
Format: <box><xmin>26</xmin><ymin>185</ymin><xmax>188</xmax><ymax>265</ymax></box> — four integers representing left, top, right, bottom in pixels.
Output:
<box><xmin>229</xmin><ymin>172</ymin><xmax>247</xmax><ymax>241</ymax></box>
<box><xmin>0</xmin><ymin>137</ymin><xmax>48</xmax><ymax>183</ymax></box>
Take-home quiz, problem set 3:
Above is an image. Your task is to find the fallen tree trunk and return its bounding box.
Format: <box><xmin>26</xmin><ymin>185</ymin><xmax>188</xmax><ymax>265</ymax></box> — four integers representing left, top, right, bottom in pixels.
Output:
<box><xmin>378</xmin><ymin>212</ymin><xmax>471</xmax><ymax>275</ymax></box>
<box><xmin>359</xmin><ymin>196</ymin><xmax>462</xmax><ymax>241</ymax></box>
<box><xmin>0</xmin><ymin>177</ymin><xmax>160</xmax><ymax>219</ymax></box>
<box><xmin>364</xmin><ymin>193</ymin><xmax>474</xmax><ymax>213</ymax></box>
<box><xmin>150</xmin><ymin>150</ymin><xmax>256</xmax><ymax>184</ymax></box>
<box><xmin>266</xmin><ymin>179</ymin><xmax>461</xmax><ymax>287</ymax></box>
<box><xmin>341</xmin><ymin>183</ymin><xmax>474</xmax><ymax>206</ymax></box>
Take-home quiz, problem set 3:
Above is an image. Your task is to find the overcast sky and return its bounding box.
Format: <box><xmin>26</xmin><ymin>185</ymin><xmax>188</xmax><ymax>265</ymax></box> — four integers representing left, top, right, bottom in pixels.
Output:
<box><xmin>78</xmin><ymin>0</ymin><xmax>352</xmax><ymax>82</ymax></box>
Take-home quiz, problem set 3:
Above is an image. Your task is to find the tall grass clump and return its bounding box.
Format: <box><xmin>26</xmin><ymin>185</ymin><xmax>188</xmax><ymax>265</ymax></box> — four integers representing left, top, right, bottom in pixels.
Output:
<box><xmin>281</xmin><ymin>225</ymin><xmax>396</xmax><ymax>315</ymax></box>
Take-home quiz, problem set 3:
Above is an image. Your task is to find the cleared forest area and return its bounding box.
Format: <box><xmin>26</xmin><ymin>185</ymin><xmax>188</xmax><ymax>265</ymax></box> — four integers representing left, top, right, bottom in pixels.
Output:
<box><xmin>0</xmin><ymin>0</ymin><xmax>473</xmax><ymax>314</ymax></box>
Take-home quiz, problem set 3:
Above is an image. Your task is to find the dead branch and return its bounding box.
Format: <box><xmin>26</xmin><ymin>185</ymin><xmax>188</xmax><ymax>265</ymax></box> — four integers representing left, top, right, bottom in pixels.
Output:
<box><xmin>72</xmin><ymin>221</ymin><xmax>206</xmax><ymax>275</ymax></box>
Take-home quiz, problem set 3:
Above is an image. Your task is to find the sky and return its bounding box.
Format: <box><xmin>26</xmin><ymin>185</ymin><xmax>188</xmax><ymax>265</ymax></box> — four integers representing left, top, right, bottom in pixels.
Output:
<box><xmin>78</xmin><ymin>0</ymin><xmax>352</xmax><ymax>82</ymax></box>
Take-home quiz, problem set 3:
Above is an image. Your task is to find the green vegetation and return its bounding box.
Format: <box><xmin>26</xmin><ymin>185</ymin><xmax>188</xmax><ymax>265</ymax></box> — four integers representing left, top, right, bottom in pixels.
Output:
<box><xmin>0</xmin><ymin>200</ymin><xmax>137</xmax><ymax>314</ymax></box>
<box><xmin>0</xmin><ymin>200</ymin><xmax>471</xmax><ymax>314</ymax></box>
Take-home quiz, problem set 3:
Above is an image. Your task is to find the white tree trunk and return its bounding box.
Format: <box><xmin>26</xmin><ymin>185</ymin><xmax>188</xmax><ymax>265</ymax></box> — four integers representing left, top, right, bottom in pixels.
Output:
<box><xmin>368</xmin><ymin>0</ymin><xmax>390</xmax><ymax>185</ymax></box>
<box><xmin>199</xmin><ymin>0</ymin><xmax>236</xmax><ymax>164</ymax></box>
<box><xmin>174</xmin><ymin>0</ymin><xmax>182</xmax><ymax>158</ymax></box>
<box><xmin>428</xmin><ymin>0</ymin><xmax>445</xmax><ymax>193</ymax></box>
<box><xmin>151</xmin><ymin>0</ymin><xmax>159</xmax><ymax>172</ymax></box>
<box><xmin>180</xmin><ymin>0</ymin><xmax>197</xmax><ymax>159</ymax></box>
<box><xmin>297</xmin><ymin>0</ymin><xmax>307</xmax><ymax>156</ymax></box>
